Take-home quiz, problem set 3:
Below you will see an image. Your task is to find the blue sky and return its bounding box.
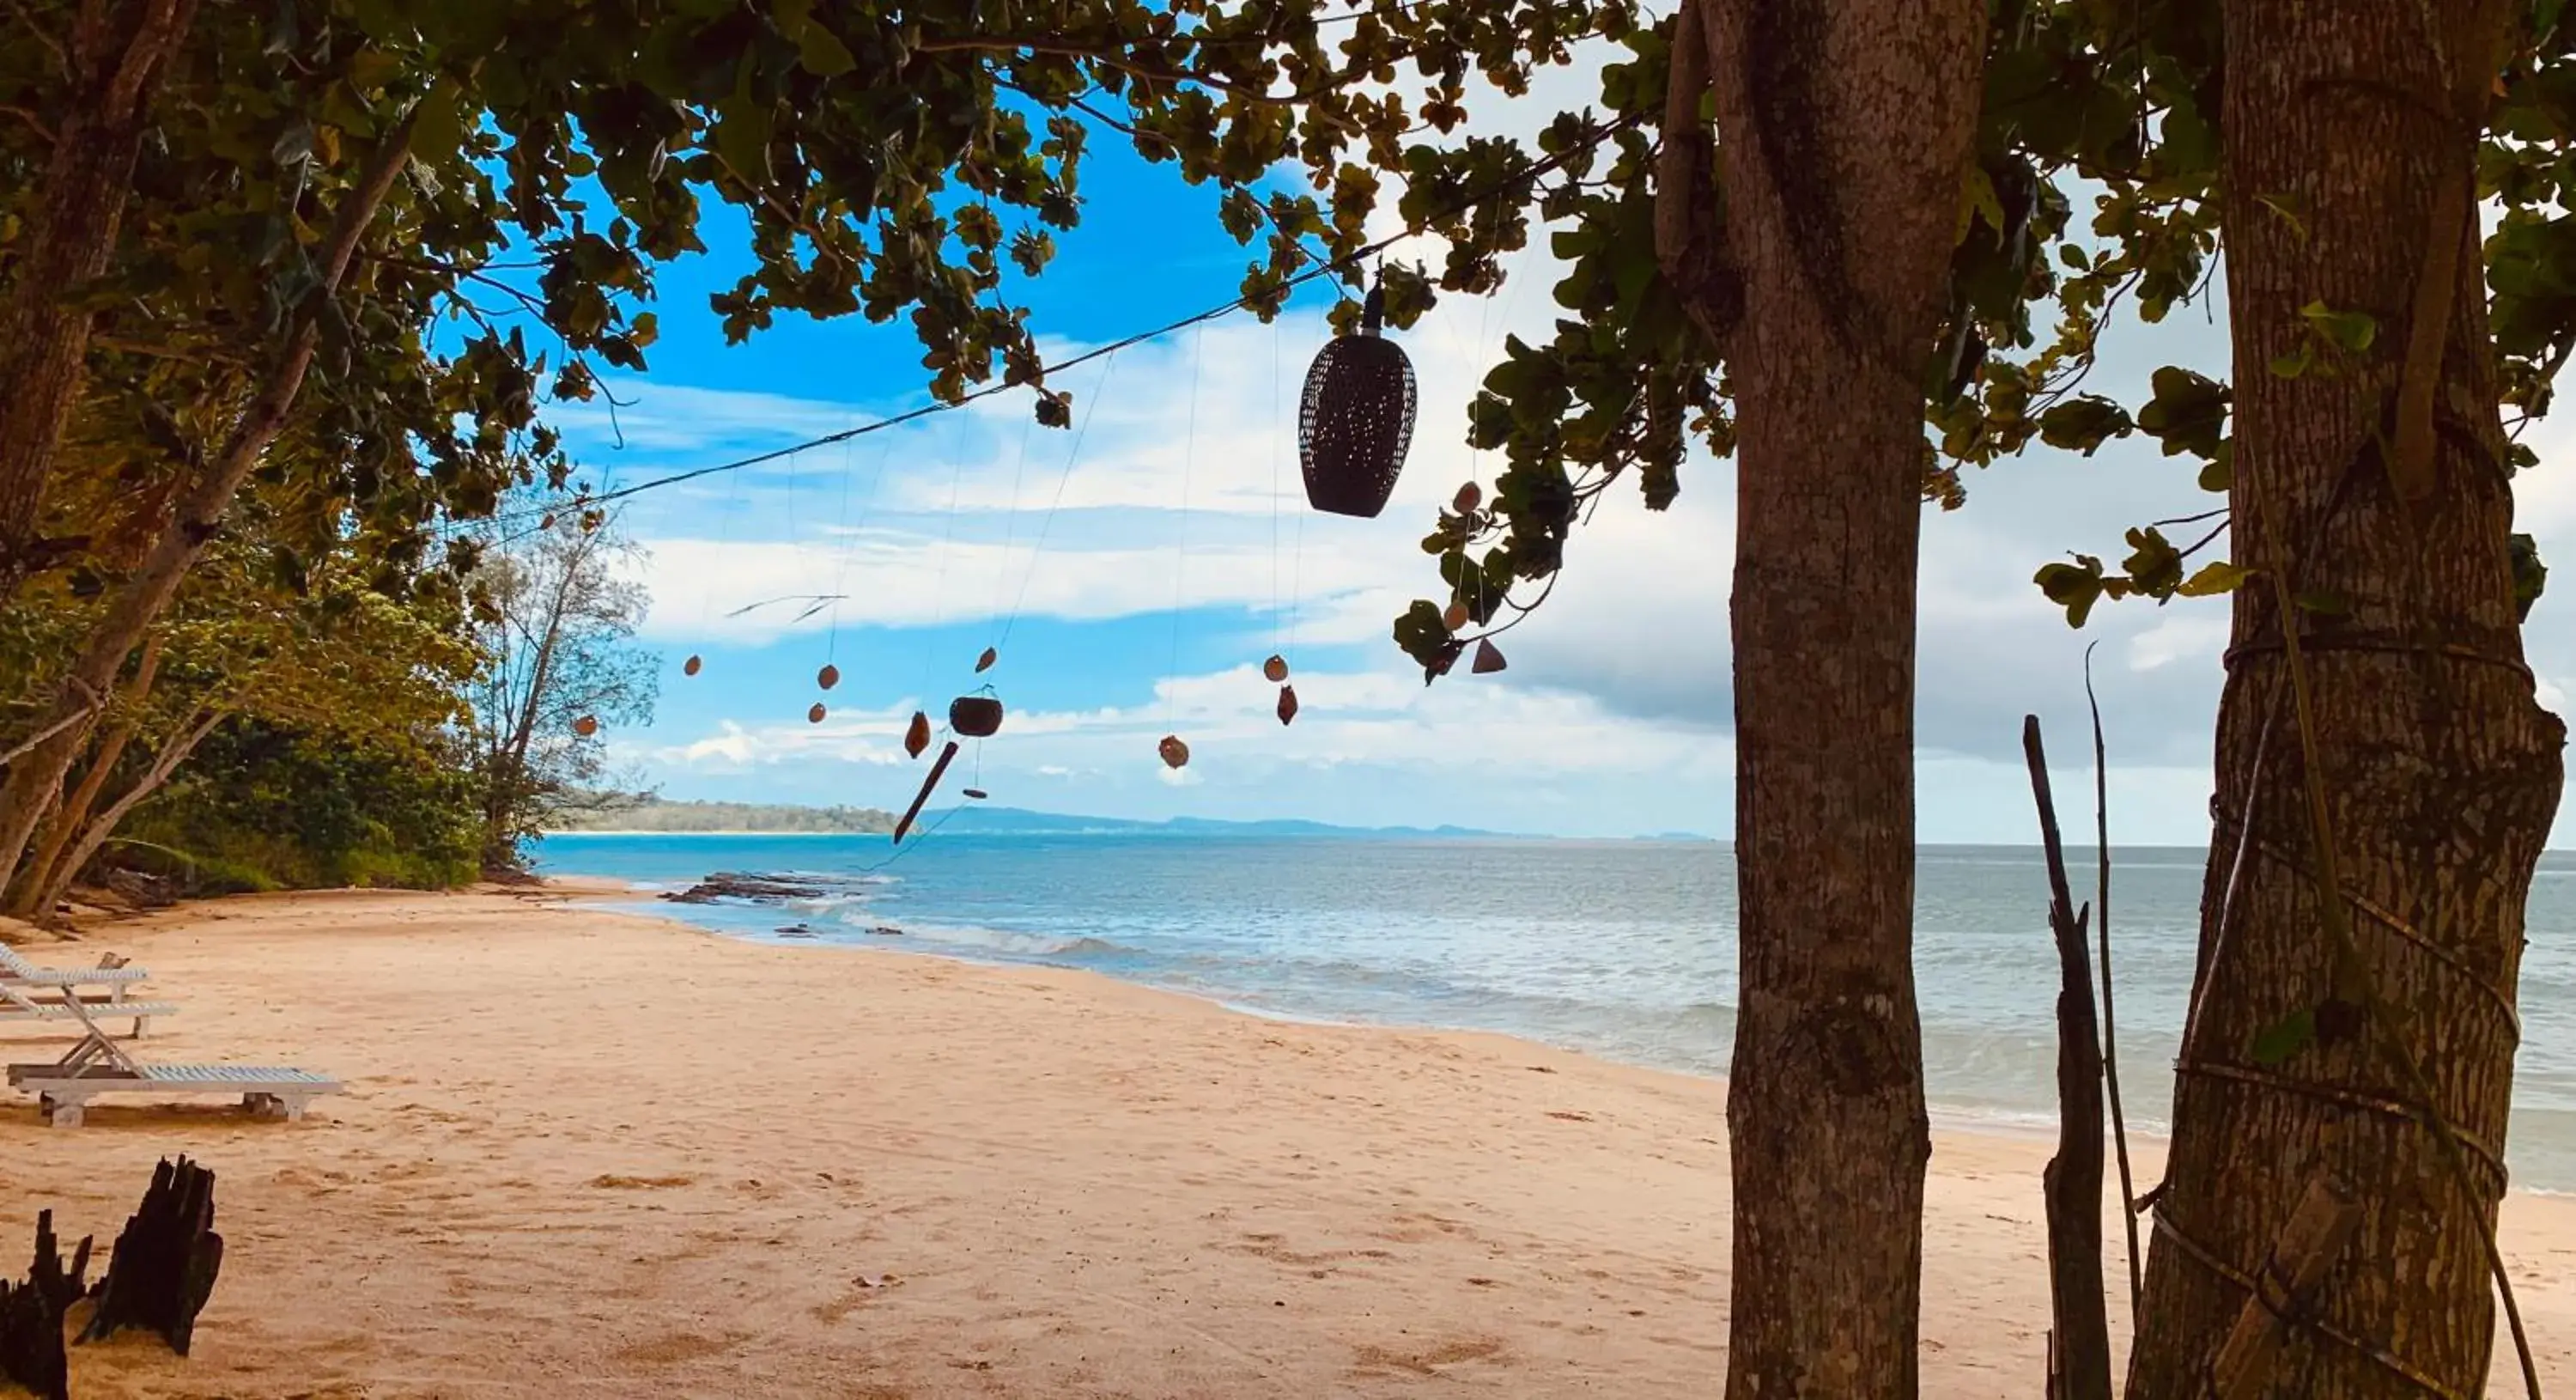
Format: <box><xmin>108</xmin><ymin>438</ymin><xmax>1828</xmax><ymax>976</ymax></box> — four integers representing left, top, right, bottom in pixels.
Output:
<box><xmin>547</xmin><ymin>60</ymin><xmax>2576</xmax><ymax>845</ymax></box>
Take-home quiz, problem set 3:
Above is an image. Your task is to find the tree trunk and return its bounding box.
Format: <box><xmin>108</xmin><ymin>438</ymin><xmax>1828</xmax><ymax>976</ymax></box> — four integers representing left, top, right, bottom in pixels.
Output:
<box><xmin>6</xmin><ymin>635</ymin><xmax>161</xmax><ymax>916</ymax></box>
<box><xmin>27</xmin><ymin>707</ymin><xmax>217</xmax><ymax>920</ymax></box>
<box><xmin>1693</xmin><ymin>2</ymin><xmax>1984</xmax><ymax>1393</ymax></box>
<box><xmin>0</xmin><ymin>114</ymin><xmax>413</xmax><ymax>888</ymax></box>
<box><xmin>0</xmin><ymin>0</ymin><xmax>199</xmax><ymax>585</ymax></box>
<box><xmin>2127</xmin><ymin>3</ymin><xmax>2565</xmax><ymax>1395</ymax></box>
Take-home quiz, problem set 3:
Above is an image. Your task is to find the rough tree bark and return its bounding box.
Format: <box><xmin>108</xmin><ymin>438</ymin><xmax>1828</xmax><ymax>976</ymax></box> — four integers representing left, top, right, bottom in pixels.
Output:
<box><xmin>0</xmin><ymin>113</ymin><xmax>414</xmax><ymax>890</ymax></box>
<box><xmin>1659</xmin><ymin>1</ymin><xmax>1985</xmax><ymax>1392</ymax></box>
<box><xmin>23</xmin><ymin>706</ymin><xmax>219</xmax><ymax>920</ymax></box>
<box><xmin>2128</xmin><ymin>3</ymin><xmax>2566</xmax><ymax>1394</ymax></box>
<box><xmin>0</xmin><ymin>0</ymin><xmax>200</xmax><ymax>585</ymax></box>
<box><xmin>5</xmin><ymin>633</ymin><xmax>161</xmax><ymax>916</ymax></box>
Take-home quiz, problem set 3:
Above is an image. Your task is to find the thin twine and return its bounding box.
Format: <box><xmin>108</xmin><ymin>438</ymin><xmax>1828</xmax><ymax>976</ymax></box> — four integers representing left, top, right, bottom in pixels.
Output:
<box><xmin>1167</xmin><ymin>324</ymin><xmax>1205</xmax><ymax>727</ymax></box>
<box><xmin>824</xmin><ymin>424</ymin><xmax>860</xmax><ymax>660</ymax></box>
<box><xmin>996</xmin><ymin>352</ymin><xmax>1118</xmax><ymax>653</ymax></box>
<box><xmin>824</xmin><ymin>433</ymin><xmax>897</xmax><ymax>660</ymax></box>
<box><xmin>477</xmin><ymin>111</ymin><xmax>1645</xmax><ymax>545</ymax></box>
<box><xmin>920</xmin><ymin>409</ymin><xmax>975</xmax><ymax>697</ymax></box>
<box><xmin>988</xmin><ymin>408</ymin><xmax>1040</xmax><ymax>626</ymax></box>
<box><xmin>1268</xmin><ymin>314</ymin><xmax>1285</xmax><ymax>656</ymax></box>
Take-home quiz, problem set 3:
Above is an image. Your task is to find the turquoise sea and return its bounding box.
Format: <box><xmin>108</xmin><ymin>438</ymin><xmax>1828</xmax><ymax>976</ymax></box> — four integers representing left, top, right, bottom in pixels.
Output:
<box><xmin>538</xmin><ymin>831</ymin><xmax>2576</xmax><ymax>1190</ymax></box>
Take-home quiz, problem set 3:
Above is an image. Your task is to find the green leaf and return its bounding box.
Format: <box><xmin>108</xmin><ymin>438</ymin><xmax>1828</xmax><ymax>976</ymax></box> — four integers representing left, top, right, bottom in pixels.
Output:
<box><xmin>2037</xmin><ymin>395</ymin><xmax>2135</xmax><ymax>455</ymax></box>
<box><xmin>2034</xmin><ymin>557</ymin><xmax>2107</xmax><ymax>629</ymax></box>
<box><xmin>2300</xmin><ymin>301</ymin><xmax>2377</xmax><ymax>355</ymax></box>
<box><xmin>797</xmin><ymin>22</ymin><xmax>858</xmax><ymax>77</ymax></box>
<box><xmin>408</xmin><ymin>76</ymin><xmax>464</xmax><ymax>157</ymax></box>
<box><xmin>2251</xmin><ymin>1008</ymin><xmax>2317</xmax><ymax>1066</ymax></box>
<box><xmin>2514</xmin><ymin>533</ymin><xmax>2549</xmax><ymax>622</ymax></box>
<box><xmin>2175</xmin><ymin>561</ymin><xmax>2251</xmax><ymax>598</ymax></box>
<box><xmin>2268</xmin><ymin>347</ymin><xmax>2312</xmax><ymax>380</ymax></box>
<box><xmin>2120</xmin><ymin>527</ymin><xmax>2184</xmax><ymax>599</ymax></box>
<box><xmin>2196</xmin><ymin>441</ymin><xmax>2234</xmax><ymax>493</ymax></box>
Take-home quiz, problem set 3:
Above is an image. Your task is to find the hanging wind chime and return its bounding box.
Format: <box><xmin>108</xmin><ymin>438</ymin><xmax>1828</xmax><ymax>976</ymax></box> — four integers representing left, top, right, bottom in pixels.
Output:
<box><xmin>895</xmin><ymin>663</ymin><xmax>1009</xmax><ymax>843</ymax></box>
<box><xmin>1298</xmin><ymin>273</ymin><xmax>1418</xmax><ymax>519</ymax></box>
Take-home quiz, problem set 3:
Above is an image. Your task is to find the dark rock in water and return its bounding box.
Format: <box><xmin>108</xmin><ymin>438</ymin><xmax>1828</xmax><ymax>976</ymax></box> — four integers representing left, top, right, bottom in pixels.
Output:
<box><xmin>866</xmin><ymin>925</ymin><xmax>903</xmax><ymax>937</ymax></box>
<box><xmin>775</xmin><ymin>923</ymin><xmax>817</xmax><ymax>938</ymax></box>
<box><xmin>661</xmin><ymin>872</ymin><xmax>837</xmax><ymax>905</ymax></box>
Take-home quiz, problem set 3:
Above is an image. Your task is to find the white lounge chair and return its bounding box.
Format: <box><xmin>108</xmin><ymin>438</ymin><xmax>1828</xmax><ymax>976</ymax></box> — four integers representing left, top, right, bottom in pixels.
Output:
<box><xmin>0</xmin><ymin>981</ymin><xmax>174</xmax><ymax>1038</ymax></box>
<box><xmin>7</xmin><ymin>999</ymin><xmax>339</xmax><ymax>1128</ymax></box>
<box><xmin>0</xmin><ymin>945</ymin><xmax>160</xmax><ymax>1036</ymax></box>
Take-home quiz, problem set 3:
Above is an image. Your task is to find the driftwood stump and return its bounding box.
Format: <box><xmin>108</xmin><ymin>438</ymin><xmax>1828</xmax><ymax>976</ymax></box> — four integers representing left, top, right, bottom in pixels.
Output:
<box><xmin>81</xmin><ymin>1157</ymin><xmax>220</xmax><ymax>1356</ymax></box>
<box><xmin>0</xmin><ymin>1209</ymin><xmax>93</xmax><ymax>1400</ymax></box>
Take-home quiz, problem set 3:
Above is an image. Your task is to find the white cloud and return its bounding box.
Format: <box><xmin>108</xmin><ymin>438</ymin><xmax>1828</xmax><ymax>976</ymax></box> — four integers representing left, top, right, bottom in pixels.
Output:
<box><xmin>581</xmin><ymin>40</ymin><xmax>2576</xmax><ymax>845</ymax></box>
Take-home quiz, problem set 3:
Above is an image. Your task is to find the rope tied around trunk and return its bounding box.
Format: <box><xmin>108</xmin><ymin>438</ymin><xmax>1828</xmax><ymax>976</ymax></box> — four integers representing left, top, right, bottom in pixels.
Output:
<box><xmin>2202</xmin><ymin>800</ymin><xmax>2524</xmax><ymax>1042</ymax></box>
<box><xmin>2150</xmin><ymin>1206</ymin><xmax>2471</xmax><ymax>1400</ymax></box>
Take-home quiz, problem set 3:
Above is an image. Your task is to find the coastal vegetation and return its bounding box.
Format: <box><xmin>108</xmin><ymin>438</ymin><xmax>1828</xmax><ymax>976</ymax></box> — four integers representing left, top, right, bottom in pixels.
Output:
<box><xmin>0</xmin><ymin>0</ymin><xmax>2567</xmax><ymax>1395</ymax></box>
<box><xmin>551</xmin><ymin>796</ymin><xmax>897</xmax><ymax>836</ymax></box>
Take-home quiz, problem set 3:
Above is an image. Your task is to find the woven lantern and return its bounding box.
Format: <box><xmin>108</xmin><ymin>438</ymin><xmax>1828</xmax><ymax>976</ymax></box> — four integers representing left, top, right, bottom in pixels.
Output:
<box><xmin>1298</xmin><ymin>282</ymin><xmax>1416</xmax><ymax>518</ymax></box>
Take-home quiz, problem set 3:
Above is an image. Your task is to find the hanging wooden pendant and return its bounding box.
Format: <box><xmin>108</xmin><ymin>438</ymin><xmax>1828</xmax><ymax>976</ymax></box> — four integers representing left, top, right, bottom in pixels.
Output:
<box><xmin>1442</xmin><ymin>600</ymin><xmax>1469</xmax><ymax>631</ymax></box>
<box><xmin>1157</xmin><ymin>734</ymin><xmax>1191</xmax><ymax>769</ymax></box>
<box><xmin>573</xmin><ymin>715</ymin><xmax>599</xmax><ymax>737</ymax></box>
<box><xmin>962</xmin><ymin>788</ymin><xmax>989</xmax><ymax>800</ymax></box>
<box><xmin>1262</xmin><ymin>654</ymin><xmax>1289</xmax><ymax>683</ymax></box>
<box><xmin>894</xmin><ymin>741</ymin><xmax>960</xmax><ymax>843</ymax></box>
<box><xmin>1453</xmin><ymin>481</ymin><xmax>1481</xmax><ymax>513</ymax></box>
<box><xmin>975</xmin><ymin>647</ymin><xmax>998</xmax><ymax>673</ymax></box>
<box><xmin>817</xmin><ymin>663</ymin><xmax>840</xmax><ymax>691</ymax></box>
<box><xmin>683</xmin><ymin>654</ymin><xmax>702</xmax><ymax>677</ymax></box>
<box><xmin>1297</xmin><ymin>281</ymin><xmax>1417</xmax><ymax>518</ymax></box>
<box><xmin>1473</xmin><ymin>639</ymin><xmax>1507</xmax><ymax>674</ymax></box>
<box><xmin>950</xmin><ymin>695</ymin><xmax>1004</xmax><ymax>738</ymax></box>
<box><xmin>904</xmin><ymin>710</ymin><xmax>931</xmax><ymax>758</ymax></box>
<box><xmin>807</xmin><ymin>702</ymin><xmax>828</xmax><ymax>723</ymax></box>
<box><xmin>1276</xmin><ymin>685</ymin><xmax>1298</xmax><ymax>726</ymax></box>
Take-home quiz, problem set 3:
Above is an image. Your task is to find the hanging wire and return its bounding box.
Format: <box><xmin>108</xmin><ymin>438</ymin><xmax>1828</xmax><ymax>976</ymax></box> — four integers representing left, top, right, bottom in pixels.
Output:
<box><xmin>477</xmin><ymin>111</ymin><xmax>1640</xmax><ymax>543</ymax></box>
<box><xmin>919</xmin><ymin>408</ymin><xmax>976</xmax><ymax>697</ymax></box>
<box><xmin>1267</xmin><ymin>314</ymin><xmax>1285</xmax><ymax>658</ymax></box>
<box><xmin>996</xmin><ymin>352</ymin><xmax>1119</xmax><ymax>653</ymax></box>
<box><xmin>987</xmin><ymin>408</ymin><xmax>1041</xmax><ymax>625</ymax></box>
<box><xmin>1167</xmin><ymin>324</ymin><xmax>1206</xmax><ymax>730</ymax></box>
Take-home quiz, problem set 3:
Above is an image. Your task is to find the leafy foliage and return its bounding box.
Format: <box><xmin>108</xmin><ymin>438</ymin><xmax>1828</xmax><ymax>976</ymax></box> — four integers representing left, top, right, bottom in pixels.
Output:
<box><xmin>461</xmin><ymin>508</ymin><xmax>657</xmax><ymax>872</ymax></box>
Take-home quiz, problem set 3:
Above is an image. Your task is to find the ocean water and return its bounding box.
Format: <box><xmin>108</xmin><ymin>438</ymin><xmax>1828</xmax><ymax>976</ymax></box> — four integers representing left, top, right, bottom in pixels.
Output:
<box><xmin>537</xmin><ymin>832</ymin><xmax>2576</xmax><ymax>1190</ymax></box>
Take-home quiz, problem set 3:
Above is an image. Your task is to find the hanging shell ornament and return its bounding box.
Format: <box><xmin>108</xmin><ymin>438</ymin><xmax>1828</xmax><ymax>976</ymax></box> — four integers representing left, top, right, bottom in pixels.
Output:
<box><xmin>963</xmin><ymin>788</ymin><xmax>989</xmax><ymax>800</ymax></box>
<box><xmin>1473</xmin><ymin>639</ymin><xmax>1508</xmax><ymax>674</ymax></box>
<box><xmin>904</xmin><ymin>709</ymin><xmax>932</xmax><ymax>758</ymax></box>
<box><xmin>1453</xmin><ymin>481</ymin><xmax>1481</xmax><ymax>514</ymax></box>
<box><xmin>1158</xmin><ymin>734</ymin><xmax>1191</xmax><ymax>769</ymax></box>
<box><xmin>1262</xmin><ymin>654</ymin><xmax>1289</xmax><ymax>684</ymax></box>
<box><xmin>975</xmin><ymin>647</ymin><xmax>998</xmax><ymax>673</ymax></box>
<box><xmin>1298</xmin><ymin>278</ymin><xmax>1417</xmax><ymax>518</ymax></box>
<box><xmin>1443</xmin><ymin>600</ymin><xmax>1469</xmax><ymax>631</ymax></box>
<box><xmin>808</xmin><ymin>702</ymin><xmax>828</xmax><ymax>724</ymax></box>
<box><xmin>572</xmin><ymin>715</ymin><xmax>599</xmax><ymax>737</ymax></box>
<box><xmin>683</xmin><ymin>654</ymin><xmax>702</xmax><ymax>677</ymax></box>
<box><xmin>1276</xmin><ymin>685</ymin><xmax>1299</xmax><ymax>726</ymax></box>
<box><xmin>817</xmin><ymin>663</ymin><xmax>840</xmax><ymax>691</ymax></box>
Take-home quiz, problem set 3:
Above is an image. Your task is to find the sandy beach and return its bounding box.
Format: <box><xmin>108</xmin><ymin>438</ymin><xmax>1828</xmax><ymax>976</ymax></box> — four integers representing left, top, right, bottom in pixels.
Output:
<box><xmin>3</xmin><ymin>887</ymin><xmax>2572</xmax><ymax>1397</ymax></box>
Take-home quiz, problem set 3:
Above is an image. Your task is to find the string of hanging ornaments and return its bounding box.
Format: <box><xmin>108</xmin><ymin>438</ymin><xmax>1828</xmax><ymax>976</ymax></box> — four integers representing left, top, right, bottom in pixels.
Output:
<box><xmin>1156</xmin><ymin>266</ymin><xmax>1425</xmax><ymax>770</ymax></box>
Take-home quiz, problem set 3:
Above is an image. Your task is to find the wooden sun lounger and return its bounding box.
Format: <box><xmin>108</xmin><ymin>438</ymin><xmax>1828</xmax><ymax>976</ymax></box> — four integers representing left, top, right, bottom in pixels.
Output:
<box><xmin>5</xmin><ymin>1000</ymin><xmax>339</xmax><ymax>1129</ymax></box>
<box><xmin>0</xmin><ymin>985</ymin><xmax>174</xmax><ymax>1038</ymax></box>
<box><xmin>0</xmin><ymin>945</ymin><xmax>152</xmax><ymax>989</ymax></box>
<box><xmin>0</xmin><ymin>947</ymin><xmax>162</xmax><ymax>1037</ymax></box>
